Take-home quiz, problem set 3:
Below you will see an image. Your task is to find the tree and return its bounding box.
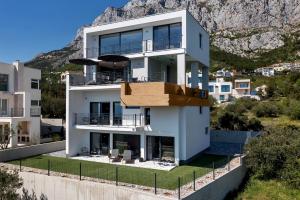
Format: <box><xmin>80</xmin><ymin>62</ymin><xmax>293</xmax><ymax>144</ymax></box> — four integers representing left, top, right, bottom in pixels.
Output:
<box><xmin>0</xmin><ymin>169</ymin><xmax>22</xmax><ymax>200</ymax></box>
<box><xmin>245</xmin><ymin>126</ymin><xmax>300</xmax><ymax>189</ymax></box>
<box><xmin>0</xmin><ymin>125</ymin><xmax>17</xmax><ymax>150</ymax></box>
<box><xmin>0</xmin><ymin>168</ymin><xmax>47</xmax><ymax>200</ymax></box>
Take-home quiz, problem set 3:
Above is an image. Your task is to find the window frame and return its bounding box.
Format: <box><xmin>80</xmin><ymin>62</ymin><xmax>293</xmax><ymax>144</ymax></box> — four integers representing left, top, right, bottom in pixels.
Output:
<box><xmin>99</xmin><ymin>29</ymin><xmax>143</xmax><ymax>56</ymax></box>
<box><xmin>31</xmin><ymin>79</ymin><xmax>40</xmax><ymax>90</ymax></box>
<box><xmin>153</xmin><ymin>23</ymin><xmax>182</xmax><ymax>51</ymax></box>
<box><xmin>0</xmin><ymin>74</ymin><xmax>9</xmax><ymax>91</ymax></box>
<box><xmin>199</xmin><ymin>33</ymin><xmax>202</xmax><ymax>49</ymax></box>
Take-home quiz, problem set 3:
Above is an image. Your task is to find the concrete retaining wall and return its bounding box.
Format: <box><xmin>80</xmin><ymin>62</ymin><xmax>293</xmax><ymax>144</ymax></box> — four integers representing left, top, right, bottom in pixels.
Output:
<box><xmin>183</xmin><ymin>162</ymin><xmax>247</xmax><ymax>200</ymax></box>
<box><xmin>211</xmin><ymin>130</ymin><xmax>260</xmax><ymax>144</ymax></box>
<box><xmin>0</xmin><ymin>141</ymin><xmax>65</xmax><ymax>162</ymax></box>
<box><xmin>20</xmin><ymin>171</ymin><xmax>174</xmax><ymax>200</ymax></box>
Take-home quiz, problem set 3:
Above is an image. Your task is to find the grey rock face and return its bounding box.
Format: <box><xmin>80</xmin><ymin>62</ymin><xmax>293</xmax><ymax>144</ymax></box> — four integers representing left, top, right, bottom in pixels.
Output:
<box><xmin>28</xmin><ymin>0</ymin><xmax>300</xmax><ymax>68</ymax></box>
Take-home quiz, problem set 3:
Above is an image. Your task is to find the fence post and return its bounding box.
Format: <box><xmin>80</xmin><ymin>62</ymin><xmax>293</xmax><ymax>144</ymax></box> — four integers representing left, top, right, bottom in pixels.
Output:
<box><xmin>19</xmin><ymin>159</ymin><xmax>22</xmax><ymax>172</ymax></box>
<box><xmin>213</xmin><ymin>162</ymin><xmax>215</xmax><ymax>180</ymax></box>
<box><xmin>80</xmin><ymin>162</ymin><xmax>82</xmax><ymax>181</ymax></box>
<box><xmin>154</xmin><ymin>173</ymin><xmax>157</xmax><ymax>194</ymax></box>
<box><xmin>178</xmin><ymin>177</ymin><xmax>181</xmax><ymax>200</ymax></box>
<box><xmin>134</xmin><ymin>114</ymin><xmax>137</xmax><ymax>127</ymax></box>
<box><xmin>227</xmin><ymin>156</ymin><xmax>230</xmax><ymax>171</ymax></box>
<box><xmin>116</xmin><ymin>167</ymin><xmax>118</xmax><ymax>186</ymax></box>
<box><xmin>48</xmin><ymin>160</ymin><xmax>50</xmax><ymax>176</ymax></box>
<box><xmin>193</xmin><ymin>171</ymin><xmax>196</xmax><ymax>191</ymax></box>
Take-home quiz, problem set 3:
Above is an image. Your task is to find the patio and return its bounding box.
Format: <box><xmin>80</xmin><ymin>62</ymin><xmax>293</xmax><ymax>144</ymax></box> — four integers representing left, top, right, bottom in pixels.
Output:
<box><xmin>46</xmin><ymin>150</ymin><xmax>176</xmax><ymax>171</ymax></box>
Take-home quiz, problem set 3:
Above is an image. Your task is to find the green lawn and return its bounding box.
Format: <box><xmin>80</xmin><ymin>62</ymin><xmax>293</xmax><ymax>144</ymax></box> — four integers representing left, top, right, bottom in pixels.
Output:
<box><xmin>235</xmin><ymin>178</ymin><xmax>300</xmax><ymax>200</ymax></box>
<box><xmin>8</xmin><ymin>154</ymin><xmax>227</xmax><ymax>190</ymax></box>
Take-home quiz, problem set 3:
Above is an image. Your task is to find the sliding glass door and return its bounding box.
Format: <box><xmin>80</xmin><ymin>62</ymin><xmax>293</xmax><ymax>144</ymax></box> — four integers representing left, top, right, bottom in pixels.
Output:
<box><xmin>146</xmin><ymin>136</ymin><xmax>175</xmax><ymax>162</ymax></box>
<box><xmin>90</xmin><ymin>102</ymin><xmax>110</xmax><ymax>125</ymax></box>
<box><xmin>113</xmin><ymin>102</ymin><xmax>122</xmax><ymax>125</ymax></box>
<box><xmin>90</xmin><ymin>132</ymin><xmax>110</xmax><ymax>155</ymax></box>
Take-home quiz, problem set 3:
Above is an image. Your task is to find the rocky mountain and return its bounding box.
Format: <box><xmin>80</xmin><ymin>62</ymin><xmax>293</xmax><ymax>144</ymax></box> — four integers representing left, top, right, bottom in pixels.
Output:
<box><xmin>26</xmin><ymin>0</ymin><xmax>300</xmax><ymax>70</ymax></box>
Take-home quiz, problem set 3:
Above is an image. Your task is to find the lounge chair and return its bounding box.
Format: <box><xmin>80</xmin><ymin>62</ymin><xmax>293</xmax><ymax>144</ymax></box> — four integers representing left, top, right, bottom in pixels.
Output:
<box><xmin>109</xmin><ymin>149</ymin><xmax>120</xmax><ymax>162</ymax></box>
<box><xmin>122</xmin><ymin>150</ymin><xmax>133</xmax><ymax>164</ymax></box>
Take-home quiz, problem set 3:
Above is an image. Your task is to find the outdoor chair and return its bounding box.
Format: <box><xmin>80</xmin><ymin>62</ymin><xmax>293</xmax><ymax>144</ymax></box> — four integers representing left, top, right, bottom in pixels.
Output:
<box><xmin>109</xmin><ymin>149</ymin><xmax>120</xmax><ymax>162</ymax></box>
<box><xmin>122</xmin><ymin>150</ymin><xmax>133</xmax><ymax>164</ymax></box>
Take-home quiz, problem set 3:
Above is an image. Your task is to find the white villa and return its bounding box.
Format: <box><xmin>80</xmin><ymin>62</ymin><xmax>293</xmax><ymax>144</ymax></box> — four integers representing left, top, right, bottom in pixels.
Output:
<box><xmin>66</xmin><ymin>10</ymin><xmax>210</xmax><ymax>165</ymax></box>
<box><xmin>0</xmin><ymin>61</ymin><xmax>41</xmax><ymax>147</ymax></box>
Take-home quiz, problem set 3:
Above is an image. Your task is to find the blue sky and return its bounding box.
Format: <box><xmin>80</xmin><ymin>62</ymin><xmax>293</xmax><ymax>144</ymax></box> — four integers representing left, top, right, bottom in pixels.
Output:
<box><xmin>0</xmin><ymin>0</ymin><xmax>128</xmax><ymax>63</ymax></box>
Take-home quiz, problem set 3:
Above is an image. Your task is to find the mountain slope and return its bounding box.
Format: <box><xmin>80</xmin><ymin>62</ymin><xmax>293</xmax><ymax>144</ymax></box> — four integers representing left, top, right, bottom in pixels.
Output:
<box><xmin>26</xmin><ymin>0</ymin><xmax>300</xmax><ymax>70</ymax></box>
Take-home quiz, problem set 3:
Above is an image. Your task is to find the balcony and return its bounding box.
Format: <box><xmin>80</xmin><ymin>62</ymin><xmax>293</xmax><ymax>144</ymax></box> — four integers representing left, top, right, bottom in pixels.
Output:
<box><xmin>30</xmin><ymin>107</ymin><xmax>41</xmax><ymax>117</ymax></box>
<box><xmin>74</xmin><ymin>113</ymin><xmax>144</xmax><ymax>127</ymax></box>
<box><xmin>69</xmin><ymin>71</ymin><xmax>167</xmax><ymax>87</ymax></box>
<box><xmin>0</xmin><ymin>108</ymin><xmax>24</xmax><ymax>118</ymax></box>
<box><xmin>121</xmin><ymin>82</ymin><xmax>209</xmax><ymax>107</ymax></box>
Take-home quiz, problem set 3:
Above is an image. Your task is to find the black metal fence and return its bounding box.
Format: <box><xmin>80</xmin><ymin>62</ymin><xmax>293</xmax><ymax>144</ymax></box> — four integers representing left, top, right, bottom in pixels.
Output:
<box><xmin>14</xmin><ymin>155</ymin><xmax>241</xmax><ymax>199</ymax></box>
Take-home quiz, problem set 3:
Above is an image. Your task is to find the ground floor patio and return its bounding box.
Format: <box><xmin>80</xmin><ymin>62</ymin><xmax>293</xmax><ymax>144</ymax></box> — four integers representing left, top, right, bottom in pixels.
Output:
<box><xmin>68</xmin><ymin>131</ymin><xmax>177</xmax><ymax>165</ymax></box>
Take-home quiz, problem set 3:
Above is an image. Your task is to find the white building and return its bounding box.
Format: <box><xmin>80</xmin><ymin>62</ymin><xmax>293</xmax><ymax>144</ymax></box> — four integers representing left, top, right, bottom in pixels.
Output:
<box><xmin>66</xmin><ymin>10</ymin><xmax>210</xmax><ymax>165</ymax></box>
<box><xmin>255</xmin><ymin>67</ymin><xmax>275</xmax><ymax>77</ymax></box>
<box><xmin>207</xmin><ymin>78</ymin><xmax>232</xmax><ymax>103</ymax></box>
<box><xmin>0</xmin><ymin>61</ymin><xmax>41</xmax><ymax>147</ymax></box>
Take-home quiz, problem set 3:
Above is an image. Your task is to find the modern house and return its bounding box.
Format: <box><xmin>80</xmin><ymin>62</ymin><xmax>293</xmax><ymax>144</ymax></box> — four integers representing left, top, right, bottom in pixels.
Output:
<box><xmin>0</xmin><ymin>61</ymin><xmax>41</xmax><ymax>147</ymax></box>
<box><xmin>232</xmin><ymin>79</ymin><xmax>251</xmax><ymax>98</ymax></box>
<box><xmin>66</xmin><ymin>10</ymin><xmax>210</xmax><ymax>165</ymax></box>
<box><xmin>207</xmin><ymin>78</ymin><xmax>232</xmax><ymax>103</ymax></box>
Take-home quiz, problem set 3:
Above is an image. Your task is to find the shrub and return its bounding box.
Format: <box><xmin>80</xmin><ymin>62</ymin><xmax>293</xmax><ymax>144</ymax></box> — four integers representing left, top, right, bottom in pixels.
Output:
<box><xmin>247</xmin><ymin>118</ymin><xmax>263</xmax><ymax>131</ymax></box>
<box><xmin>252</xmin><ymin>103</ymin><xmax>280</xmax><ymax>118</ymax></box>
<box><xmin>245</xmin><ymin>126</ymin><xmax>300</xmax><ymax>189</ymax></box>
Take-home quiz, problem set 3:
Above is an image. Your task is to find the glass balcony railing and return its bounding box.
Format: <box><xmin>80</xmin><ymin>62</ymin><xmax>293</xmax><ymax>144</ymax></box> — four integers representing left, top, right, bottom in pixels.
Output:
<box><xmin>0</xmin><ymin>108</ymin><xmax>24</xmax><ymax>117</ymax></box>
<box><xmin>74</xmin><ymin>113</ymin><xmax>144</xmax><ymax>127</ymax></box>
<box><xmin>69</xmin><ymin>71</ymin><xmax>167</xmax><ymax>86</ymax></box>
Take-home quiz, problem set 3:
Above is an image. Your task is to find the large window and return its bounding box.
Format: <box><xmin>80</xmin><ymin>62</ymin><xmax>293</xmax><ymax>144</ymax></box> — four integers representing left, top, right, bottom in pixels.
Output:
<box><xmin>153</xmin><ymin>23</ymin><xmax>182</xmax><ymax>51</ymax></box>
<box><xmin>0</xmin><ymin>99</ymin><xmax>8</xmax><ymax>115</ymax></box>
<box><xmin>121</xmin><ymin>30</ymin><xmax>143</xmax><ymax>54</ymax></box>
<box><xmin>239</xmin><ymin>83</ymin><xmax>249</xmax><ymax>88</ymax></box>
<box><xmin>100</xmin><ymin>33</ymin><xmax>120</xmax><ymax>55</ymax></box>
<box><xmin>0</xmin><ymin>74</ymin><xmax>8</xmax><ymax>91</ymax></box>
<box><xmin>99</xmin><ymin>30</ymin><xmax>143</xmax><ymax>55</ymax></box>
<box><xmin>208</xmin><ymin>85</ymin><xmax>214</xmax><ymax>93</ymax></box>
<box><xmin>221</xmin><ymin>85</ymin><xmax>230</xmax><ymax>92</ymax></box>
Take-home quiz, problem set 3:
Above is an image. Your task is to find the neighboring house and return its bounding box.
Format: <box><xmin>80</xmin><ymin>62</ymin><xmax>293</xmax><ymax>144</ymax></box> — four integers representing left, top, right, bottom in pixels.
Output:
<box><xmin>232</xmin><ymin>79</ymin><xmax>260</xmax><ymax>100</ymax></box>
<box><xmin>255</xmin><ymin>67</ymin><xmax>275</xmax><ymax>77</ymax></box>
<box><xmin>66</xmin><ymin>10</ymin><xmax>210</xmax><ymax>165</ymax></box>
<box><xmin>214</xmin><ymin>69</ymin><xmax>232</xmax><ymax>78</ymax></box>
<box><xmin>209</xmin><ymin>78</ymin><xmax>232</xmax><ymax>103</ymax></box>
<box><xmin>0</xmin><ymin>61</ymin><xmax>41</xmax><ymax>147</ymax></box>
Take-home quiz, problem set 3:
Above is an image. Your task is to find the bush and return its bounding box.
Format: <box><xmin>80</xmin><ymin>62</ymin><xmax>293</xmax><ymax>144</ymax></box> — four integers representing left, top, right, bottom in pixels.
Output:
<box><xmin>247</xmin><ymin>118</ymin><xmax>263</xmax><ymax>131</ymax></box>
<box><xmin>245</xmin><ymin>126</ymin><xmax>300</xmax><ymax>189</ymax></box>
<box><xmin>252</xmin><ymin>103</ymin><xmax>280</xmax><ymax>117</ymax></box>
<box><xmin>287</xmin><ymin>100</ymin><xmax>300</xmax><ymax>120</ymax></box>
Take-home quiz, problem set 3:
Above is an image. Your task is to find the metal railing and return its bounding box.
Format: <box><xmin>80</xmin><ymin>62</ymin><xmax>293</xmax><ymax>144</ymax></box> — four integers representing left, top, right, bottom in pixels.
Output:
<box><xmin>30</xmin><ymin>107</ymin><xmax>41</xmax><ymax>117</ymax></box>
<box><xmin>69</xmin><ymin>71</ymin><xmax>167</xmax><ymax>86</ymax></box>
<box><xmin>74</xmin><ymin>113</ymin><xmax>144</xmax><ymax>127</ymax></box>
<box><xmin>70</xmin><ymin>71</ymin><xmax>127</xmax><ymax>86</ymax></box>
<box><xmin>0</xmin><ymin>108</ymin><xmax>24</xmax><ymax>117</ymax></box>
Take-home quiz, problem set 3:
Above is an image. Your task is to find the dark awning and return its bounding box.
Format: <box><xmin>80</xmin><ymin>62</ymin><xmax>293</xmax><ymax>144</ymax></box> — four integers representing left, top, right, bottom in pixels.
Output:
<box><xmin>98</xmin><ymin>55</ymin><xmax>129</xmax><ymax>62</ymax></box>
<box><xmin>69</xmin><ymin>58</ymin><xmax>98</xmax><ymax>65</ymax></box>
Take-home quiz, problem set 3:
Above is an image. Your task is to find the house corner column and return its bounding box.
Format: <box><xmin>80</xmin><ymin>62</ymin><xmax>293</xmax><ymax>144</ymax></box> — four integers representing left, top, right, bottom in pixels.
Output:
<box><xmin>191</xmin><ymin>63</ymin><xmax>199</xmax><ymax>88</ymax></box>
<box><xmin>202</xmin><ymin>66</ymin><xmax>209</xmax><ymax>90</ymax></box>
<box><xmin>177</xmin><ymin>54</ymin><xmax>186</xmax><ymax>85</ymax></box>
<box><xmin>140</xmin><ymin>134</ymin><xmax>146</xmax><ymax>160</ymax></box>
<box><xmin>109</xmin><ymin>133</ymin><xmax>113</xmax><ymax>153</ymax></box>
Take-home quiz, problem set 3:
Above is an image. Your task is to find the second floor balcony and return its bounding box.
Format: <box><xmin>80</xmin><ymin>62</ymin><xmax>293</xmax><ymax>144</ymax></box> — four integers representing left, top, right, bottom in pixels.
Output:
<box><xmin>0</xmin><ymin>108</ymin><xmax>24</xmax><ymax>118</ymax></box>
<box><xmin>69</xmin><ymin>71</ymin><xmax>166</xmax><ymax>87</ymax></box>
<box><xmin>74</xmin><ymin>113</ymin><xmax>144</xmax><ymax>128</ymax></box>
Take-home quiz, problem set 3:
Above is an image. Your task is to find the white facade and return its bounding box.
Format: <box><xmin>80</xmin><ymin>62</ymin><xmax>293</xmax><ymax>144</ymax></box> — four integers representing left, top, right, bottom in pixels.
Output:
<box><xmin>66</xmin><ymin>10</ymin><xmax>210</xmax><ymax>165</ymax></box>
<box><xmin>0</xmin><ymin>61</ymin><xmax>41</xmax><ymax>147</ymax></box>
